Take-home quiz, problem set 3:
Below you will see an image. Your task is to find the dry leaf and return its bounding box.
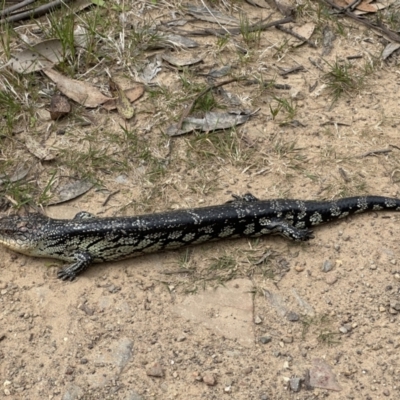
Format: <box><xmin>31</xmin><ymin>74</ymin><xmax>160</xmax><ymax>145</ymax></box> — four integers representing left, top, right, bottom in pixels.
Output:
<box><xmin>48</xmin><ymin>180</ymin><xmax>93</xmax><ymax>205</ymax></box>
<box><xmin>109</xmin><ymin>78</ymin><xmax>135</xmax><ymax>120</ymax></box>
<box><xmin>162</xmin><ymin>52</ymin><xmax>204</xmax><ymax>67</ymax></box>
<box><xmin>166</xmin><ymin>110</ymin><xmax>254</xmax><ymax>136</ymax></box>
<box><xmin>139</xmin><ymin>57</ymin><xmax>162</xmax><ymax>83</ymax></box>
<box><xmin>332</xmin><ymin>0</ymin><xmax>349</xmax><ymax>6</ymax></box>
<box><xmin>290</xmin><ymin>22</ymin><xmax>315</xmax><ymax>46</ymax></box>
<box><xmin>25</xmin><ymin>136</ymin><xmax>57</xmax><ymax>161</ymax></box>
<box><xmin>186</xmin><ymin>5</ymin><xmax>239</xmax><ymax>26</ymax></box>
<box><xmin>345</xmin><ymin>0</ymin><xmax>377</xmax><ymax>12</ymax></box>
<box><xmin>102</xmin><ymin>86</ymin><xmax>144</xmax><ymax>111</ymax></box>
<box><xmin>382</xmin><ymin>42</ymin><xmax>400</xmax><ymax>60</ymax></box>
<box><xmin>162</xmin><ymin>34</ymin><xmax>199</xmax><ymax>48</ymax></box>
<box><xmin>44</xmin><ymin>69</ymin><xmax>111</xmax><ymax>108</ymax></box>
<box><xmin>309</xmin><ymin>358</ymin><xmax>342</xmax><ymax>391</ymax></box>
<box><xmin>245</xmin><ymin>0</ymin><xmax>270</xmax><ymax>7</ymax></box>
<box><xmin>49</xmin><ymin>94</ymin><xmax>71</xmax><ymax>120</ymax></box>
<box><xmin>8</xmin><ymin>39</ymin><xmax>66</xmax><ymax>74</ymax></box>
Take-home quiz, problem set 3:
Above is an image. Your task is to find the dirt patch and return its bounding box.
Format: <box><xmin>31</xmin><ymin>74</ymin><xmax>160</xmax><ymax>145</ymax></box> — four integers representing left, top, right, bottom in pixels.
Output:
<box><xmin>1</xmin><ymin>1</ymin><xmax>400</xmax><ymax>399</ymax></box>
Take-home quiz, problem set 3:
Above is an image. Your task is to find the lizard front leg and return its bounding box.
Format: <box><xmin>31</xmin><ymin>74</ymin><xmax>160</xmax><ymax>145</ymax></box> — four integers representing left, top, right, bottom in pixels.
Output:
<box><xmin>57</xmin><ymin>251</ymin><xmax>94</xmax><ymax>281</ymax></box>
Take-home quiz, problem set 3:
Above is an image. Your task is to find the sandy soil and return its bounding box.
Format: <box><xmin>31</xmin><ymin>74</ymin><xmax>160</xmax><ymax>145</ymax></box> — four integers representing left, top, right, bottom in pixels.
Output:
<box><xmin>2</xmin><ymin>1</ymin><xmax>400</xmax><ymax>399</ymax></box>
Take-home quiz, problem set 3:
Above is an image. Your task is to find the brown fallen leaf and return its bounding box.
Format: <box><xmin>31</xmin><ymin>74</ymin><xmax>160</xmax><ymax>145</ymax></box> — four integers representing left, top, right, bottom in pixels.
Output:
<box><xmin>166</xmin><ymin>110</ymin><xmax>255</xmax><ymax>136</ymax></box>
<box><xmin>309</xmin><ymin>358</ymin><xmax>342</xmax><ymax>391</ymax></box>
<box><xmin>102</xmin><ymin>86</ymin><xmax>144</xmax><ymax>111</ymax></box>
<box><xmin>43</xmin><ymin>69</ymin><xmax>111</xmax><ymax>108</ymax></box>
<box><xmin>109</xmin><ymin>78</ymin><xmax>135</xmax><ymax>120</ymax></box>
<box><xmin>290</xmin><ymin>22</ymin><xmax>315</xmax><ymax>46</ymax></box>
<box><xmin>162</xmin><ymin>52</ymin><xmax>204</xmax><ymax>67</ymax></box>
<box><xmin>48</xmin><ymin>94</ymin><xmax>71</xmax><ymax>120</ymax></box>
<box><xmin>48</xmin><ymin>180</ymin><xmax>93</xmax><ymax>205</ymax></box>
<box><xmin>345</xmin><ymin>0</ymin><xmax>377</xmax><ymax>12</ymax></box>
<box><xmin>25</xmin><ymin>135</ymin><xmax>57</xmax><ymax>161</ymax></box>
<box><xmin>8</xmin><ymin>39</ymin><xmax>66</xmax><ymax>74</ymax></box>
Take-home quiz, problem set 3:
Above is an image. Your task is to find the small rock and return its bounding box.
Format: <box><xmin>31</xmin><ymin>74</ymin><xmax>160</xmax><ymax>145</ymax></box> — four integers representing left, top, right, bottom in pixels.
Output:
<box><xmin>146</xmin><ymin>362</ymin><xmax>164</xmax><ymax>378</ymax></box>
<box><xmin>177</xmin><ymin>335</ymin><xmax>186</xmax><ymax>342</ymax></box>
<box><xmin>202</xmin><ymin>372</ymin><xmax>216</xmax><ymax>386</ymax></box>
<box><xmin>339</xmin><ymin>326</ymin><xmax>349</xmax><ymax>334</ymax></box>
<box><xmin>295</xmin><ymin>265</ymin><xmax>305</xmax><ymax>272</ymax></box>
<box><xmin>290</xmin><ymin>377</ymin><xmax>301</xmax><ymax>392</ymax></box>
<box><xmin>383</xmin><ymin>389</ymin><xmax>390</xmax><ymax>396</ymax></box>
<box><xmin>390</xmin><ymin>300</ymin><xmax>400</xmax><ymax>311</ymax></box>
<box><xmin>379</xmin><ymin>306</ymin><xmax>386</xmax><ymax>312</ymax></box>
<box><xmin>254</xmin><ymin>315</ymin><xmax>262</xmax><ymax>324</ymax></box>
<box><xmin>287</xmin><ymin>311</ymin><xmax>299</xmax><ymax>322</ymax></box>
<box><xmin>321</xmin><ymin>260</ymin><xmax>333</xmax><ymax>272</ymax></box>
<box><xmin>326</xmin><ymin>274</ymin><xmax>338</xmax><ymax>285</ymax></box>
<box><xmin>243</xmin><ymin>366</ymin><xmax>253</xmax><ymax>375</ymax></box>
<box><xmin>389</xmin><ymin>308</ymin><xmax>398</xmax><ymax>315</ymax></box>
<box><xmin>260</xmin><ymin>336</ymin><xmax>272</xmax><ymax>344</ymax></box>
<box><xmin>281</xmin><ymin>335</ymin><xmax>293</xmax><ymax>343</ymax></box>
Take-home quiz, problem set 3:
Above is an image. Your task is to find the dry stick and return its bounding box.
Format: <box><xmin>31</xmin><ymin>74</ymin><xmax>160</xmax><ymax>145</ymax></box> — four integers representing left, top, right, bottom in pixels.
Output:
<box><xmin>182</xmin><ymin>15</ymin><xmax>293</xmax><ymax>37</ymax></box>
<box><xmin>175</xmin><ymin>77</ymin><xmax>241</xmax><ymax>132</ymax></box>
<box><xmin>359</xmin><ymin>148</ymin><xmax>392</xmax><ymax>158</ymax></box>
<box><xmin>322</xmin><ymin>0</ymin><xmax>400</xmax><ymax>43</ymax></box>
<box><xmin>2</xmin><ymin>0</ymin><xmax>74</xmax><ymax>23</ymax></box>
<box><xmin>344</xmin><ymin>0</ymin><xmax>361</xmax><ymax>11</ymax></box>
<box><xmin>1</xmin><ymin>0</ymin><xmax>37</xmax><ymax>17</ymax></box>
<box><xmin>275</xmin><ymin>25</ymin><xmax>317</xmax><ymax>48</ymax></box>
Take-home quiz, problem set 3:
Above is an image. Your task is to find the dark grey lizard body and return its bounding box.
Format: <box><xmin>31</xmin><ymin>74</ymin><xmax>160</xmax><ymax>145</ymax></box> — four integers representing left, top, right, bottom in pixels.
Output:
<box><xmin>1</xmin><ymin>193</ymin><xmax>400</xmax><ymax>280</ymax></box>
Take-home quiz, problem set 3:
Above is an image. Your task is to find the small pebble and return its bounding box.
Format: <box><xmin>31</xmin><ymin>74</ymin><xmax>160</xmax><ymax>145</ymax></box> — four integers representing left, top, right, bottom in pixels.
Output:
<box><xmin>177</xmin><ymin>335</ymin><xmax>186</xmax><ymax>342</ymax></box>
<box><xmin>390</xmin><ymin>300</ymin><xmax>400</xmax><ymax>311</ymax></box>
<box><xmin>326</xmin><ymin>274</ymin><xmax>338</xmax><ymax>285</ymax></box>
<box><xmin>243</xmin><ymin>366</ymin><xmax>253</xmax><ymax>375</ymax></box>
<box><xmin>321</xmin><ymin>260</ymin><xmax>333</xmax><ymax>272</ymax></box>
<box><xmin>287</xmin><ymin>311</ymin><xmax>299</xmax><ymax>322</ymax></box>
<box><xmin>202</xmin><ymin>372</ymin><xmax>216</xmax><ymax>386</ymax></box>
<box><xmin>289</xmin><ymin>377</ymin><xmax>301</xmax><ymax>392</ymax></box>
<box><xmin>254</xmin><ymin>315</ymin><xmax>262</xmax><ymax>324</ymax></box>
<box><xmin>146</xmin><ymin>362</ymin><xmax>164</xmax><ymax>378</ymax></box>
<box><xmin>339</xmin><ymin>326</ymin><xmax>348</xmax><ymax>334</ymax></box>
<box><xmin>259</xmin><ymin>336</ymin><xmax>272</xmax><ymax>344</ymax></box>
<box><xmin>281</xmin><ymin>335</ymin><xmax>293</xmax><ymax>344</ymax></box>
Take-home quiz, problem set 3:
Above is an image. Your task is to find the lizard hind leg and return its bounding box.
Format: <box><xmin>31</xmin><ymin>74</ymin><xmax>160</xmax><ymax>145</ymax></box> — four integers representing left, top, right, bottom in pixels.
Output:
<box><xmin>264</xmin><ymin>219</ymin><xmax>314</xmax><ymax>241</ymax></box>
<box><xmin>229</xmin><ymin>192</ymin><xmax>260</xmax><ymax>203</ymax></box>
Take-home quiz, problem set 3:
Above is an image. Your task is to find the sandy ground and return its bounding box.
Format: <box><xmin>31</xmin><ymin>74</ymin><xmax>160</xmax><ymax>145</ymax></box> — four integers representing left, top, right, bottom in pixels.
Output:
<box><xmin>2</xmin><ymin>1</ymin><xmax>400</xmax><ymax>399</ymax></box>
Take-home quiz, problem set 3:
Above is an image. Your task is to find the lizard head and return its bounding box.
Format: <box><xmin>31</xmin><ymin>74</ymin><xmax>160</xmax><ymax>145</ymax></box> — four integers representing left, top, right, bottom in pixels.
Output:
<box><xmin>0</xmin><ymin>213</ymin><xmax>50</xmax><ymax>255</ymax></box>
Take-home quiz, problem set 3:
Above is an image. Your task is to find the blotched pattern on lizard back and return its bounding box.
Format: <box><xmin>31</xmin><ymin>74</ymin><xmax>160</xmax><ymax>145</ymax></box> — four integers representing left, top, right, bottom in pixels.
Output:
<box><xmin>1</xmin><ymin>194</ymin><xmax>400</xmax><ymax>280</ymax></box>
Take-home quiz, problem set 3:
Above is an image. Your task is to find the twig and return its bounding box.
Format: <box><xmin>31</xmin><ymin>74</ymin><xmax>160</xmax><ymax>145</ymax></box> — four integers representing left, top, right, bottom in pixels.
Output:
<box><xmin>172</xmin><ymin>15</ymin><xmax>293</xmax><ymax>37</ymax></box>
<box><xmin>2</xmin><ymin>0</ymin><xmax>74</xmax><ymax>23</ymax></box>
<box><xmin>176</xmin><ymin>77</ymin><xmax>241</xmax><ymax>132</ymax></box>
<box><xmin>358</xmin><ymin>148</ymin><xmax>392</xmax><ymax>158</ymax></box>
<box><xmin>275</xmin><ymin>25</ymin><xmax>317</xmax><ymax>48</ymax></box>
<box><xmin>1</xmin><ymin>0</ymin><xmax>36</xmax><ymax>17</ymax></box>
<box><xmin>344</xmin><ymin>0</ymin><xmax>361</xmax><ymax>11</ymax></box>
<box><xmin>279</xmin><ymin>65</ymin><xmax>304</xmax><ymax>76</ymax></box>
<box><xmin>102</xmin><ymin>190</ymin><xmax>120</xmax><ymax>207</ymax></box>
<box><xmin>321</xmin><ymin>0</ymin><xmax>400</xmax><ymax>43</ymax></box>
